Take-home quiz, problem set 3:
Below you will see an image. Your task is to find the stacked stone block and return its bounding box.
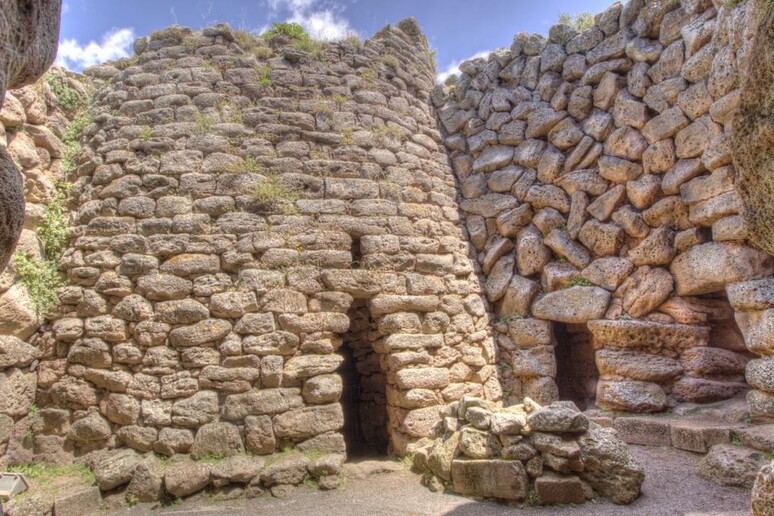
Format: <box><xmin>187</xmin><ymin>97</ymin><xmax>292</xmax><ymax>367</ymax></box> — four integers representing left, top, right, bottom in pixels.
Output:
<box><xmin>432</xmin><ymin>0</ymin><xmax>774</xmax><ymax>412</ymax></box>
<box><xmin>412</xmin><ymin>396</ymin><xmax>644</xmax><ymax>505</ymax></box>
<box><xmin>728</xmin><ymin>278</ymin><xmax>774</xmax><ymax>421</ymax></box>
<box><xmin>20</xmin><ymin>19</ymin><xmax>499</xmax><ymax>479</ymax></box>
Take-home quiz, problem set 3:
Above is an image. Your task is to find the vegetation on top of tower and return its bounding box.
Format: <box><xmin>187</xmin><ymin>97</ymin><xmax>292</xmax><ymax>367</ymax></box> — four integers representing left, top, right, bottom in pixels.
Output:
<box><xmin>557</xmin><ymin>12</ymin><xmax>595</xmax><ymax>31</ymax></box>
<box><xmin>262</xmin><ymin>22</ymin><xmax>310</xmax><ymax>41</ymax></box>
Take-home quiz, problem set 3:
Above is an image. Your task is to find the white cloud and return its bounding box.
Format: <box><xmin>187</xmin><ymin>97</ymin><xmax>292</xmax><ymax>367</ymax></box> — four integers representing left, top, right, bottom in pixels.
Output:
<box><xmin>62</xmin><ymin>2</ymin><xmax>71</xmax><ymax>14</ymax></box>
<box><xmin>437</xmin><ymin>50</ymin><xmax>492</xmax><ymax>84</ymax></box>
<box><xmin>56</xmin><ymin>28</ymin><xmax>136</xmax><ymax>71</ymax></box>
<box><xmin>266</xmin><ymin>0</ymin><xmax>354</xmax><ymax>41</ymax></box>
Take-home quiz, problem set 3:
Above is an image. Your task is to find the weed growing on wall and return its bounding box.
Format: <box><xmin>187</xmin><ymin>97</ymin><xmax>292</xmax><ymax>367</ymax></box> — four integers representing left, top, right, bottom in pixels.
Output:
<box><xmin>13</xmin><ymin>253</ymin><xmax>67</xmax><ymax>315</ymax></box>
<box><xmin>37</xmin><ymin>182</ymin><xmax>72</xmax><ymax>260</ymax></box>
<box><xmin>44</xmin><ymin>73</ymin><xmax>87</xmax><ymax>112</ymax></box>
<box><xmin>252</xmin><ymin>177</ymin><xmax>300</xmax><ymax>212</ymax></box>
<box><xmin>62</xmin><ymin>112</ymin><xmax>92</xmax><ymax>173</ymax></box>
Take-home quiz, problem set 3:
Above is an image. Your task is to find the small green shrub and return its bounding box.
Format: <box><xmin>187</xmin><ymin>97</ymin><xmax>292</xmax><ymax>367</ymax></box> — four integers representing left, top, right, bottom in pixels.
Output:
<box><xmin>263</xmin><ymin>22</ymin><xmax>309</xmax><ymax>41</ymax></box>
<box><xmin>14</xmin><ymin>253</ymin><xmax>66</xmax><ymax>315</ymax></box>
<box><xmin>293</xmin><ymin>38</ymin><xmax>327</xmax><ymax>59</ymax></box>
<box><xmin>252</xmin><ymin>177</ymin><xmax>299</xmax><ymax>207</ymax></box>
<box><xmin>44</xmin><ymin>73</ymin><xmax>87</xmax><ymax>112</ymax></box>
<box><xmin>139</xmin><ymin>126</ymin><xmax>153</xmax><ymax>140</ymax></box>
<box><xmin>37</xmin><ymin>183</ymin><xmax>71</xmax><ymax>260</ymax></box>
<box><xmin>569</xmin><ymin>277</ymin><xmax>593</xmax><ymax>287</ymax></box>
<box><xmin>382</xmin><ymin>54</ymin><xmax>399</xmax><ymax>69</ymax></box>
<box><xmin>256</xmin><ymin>64</ymin><xmax>271</xmax><ymax>86</ymax></box>
<box><xmin>341</xmin><ymin>129</ymin><xmax>355</xmax><ymax>146</ymax></box>
<box><xmin>62</xmin><ymin>112</ymin><xmax>92</xmax><ymax>173</ymax></box>
<box><xmin>344</xmin><ymin>35</ymin><xmax>362</xmax><ymax>48</ymax></box>
<box><xmin>254</xmin><ymin>46</ymin><xmax>273</xmax><ymax>59</ymax></box>
<box><xmin>194</xmin><ymin>114</ymin><xmax>217</xmax><ymax>134</ymax></box>
<box><xmin>429</xmin><ymin>49</ymin><xmax>438</xmax><ymax>67</ymax></box>
<box><xmin>557</xmin><ymin>12</ymin><xmax>595</xmax><ymax>31</ymax></box>
<box><xmin>234</xmin><ymin>30</ymin><xmax>258</xmax><ymax>50</ymax></box>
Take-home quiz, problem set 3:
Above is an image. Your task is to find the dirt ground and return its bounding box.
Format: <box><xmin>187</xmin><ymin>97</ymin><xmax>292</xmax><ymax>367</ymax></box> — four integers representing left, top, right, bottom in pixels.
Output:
<box><xmin>113</xmin><ymin>445</ymin><xmax>752</xmax><ymax>516</ymax></box>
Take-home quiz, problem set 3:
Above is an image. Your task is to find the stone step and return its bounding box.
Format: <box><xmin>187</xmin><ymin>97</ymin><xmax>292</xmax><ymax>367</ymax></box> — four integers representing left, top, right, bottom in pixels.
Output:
<box><xmin>737</xmin><ymin>424</ymin><xmax>774</xmax><ymax>453</ymax></box>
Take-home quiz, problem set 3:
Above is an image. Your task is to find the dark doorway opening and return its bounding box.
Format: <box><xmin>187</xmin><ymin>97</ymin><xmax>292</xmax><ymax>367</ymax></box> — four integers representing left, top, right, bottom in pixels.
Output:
<box><xmin>554</xmin><ymin>322</ymin><xmax>598</xmax><ymax>411</ymax></box>
<box><xmin>339</xmin><ymin>300</ymin><xmax>388</xmax><ymax>459</ymax></box>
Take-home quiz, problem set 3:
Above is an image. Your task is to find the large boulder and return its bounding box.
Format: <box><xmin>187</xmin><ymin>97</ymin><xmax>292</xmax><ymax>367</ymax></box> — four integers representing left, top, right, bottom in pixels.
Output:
<box><xmin>733</xmin><ymin>3</ymin><xmax>774</xmax><ymax>257</ymax></box>
<box><xmin>671</xmin><ymin>243</ymin><xmax>774</xmax><ymax>296</ymax></box>
<box><xmin>450</xmin><ymin>459</ymin><xmax>529</xmax><ymax>500</ymax></box>
<box><xmin>752</xmin><ymin>460</ymin><xmax>774</xmax><ymax>516</ymax></box>
<box><xmin>190</xmin><ymin>422</ymin><xmax>244</xmax><ymax>459</ymax></box>
<box><xmin>697</xmin><ymin>444</ymin><xmax>769</xmax><ymax>488</ymax></box>
<box><xmin>531</xmin><ymin>286</ymin><xmax>610</xmax><ymax>323</ymax></box>
<box><xmin>93</xmin><ymin>448</ymin><xmax>142</xmax><ymax>490</ymax></box>
<box><xmin>0</xmin><ymin>0</ymin><xmax>63</xmax><ymax>273</ymax></box>
<box><xmin>164</xmin><ymin>460</ymin><xmax>211</xmax><ymax>497</ymax></box>
<box><xmin>0</xmin><ymin>335</ymin><xmax>41</xmax><ymax>369</ymax></box>
<box><xmin>576</xmin><ymin>422</ymin><xmax>644</xmax><ymax>504</ymax></box>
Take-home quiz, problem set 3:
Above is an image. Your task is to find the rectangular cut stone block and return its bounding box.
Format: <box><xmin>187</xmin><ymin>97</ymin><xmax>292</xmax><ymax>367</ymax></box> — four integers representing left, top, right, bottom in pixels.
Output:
<box><xmin>670</xmin><ymin>421</ymin><xmax>736</xmax><ymax>453</ymax></box>
<box><xmin>395</xmin><ymin>368</ymin><xmax>450</xmax><ymax>389</ymax></box>
<box><xmin>535</xmin><ymin>473</ymin><xmax>586</xmax><ymax>505</ymax></box>
<box><xmin>384</xmin><ymin>334</ymin><xmax>443</xmax><ymax>351</ymax></box>
<box><xmin>588</xmin><ymin>319</ymin><xmax>709</xmax><ymax>354</ymax></box>
<box><xmin>613</xmin><ymin>416</ymin><xmax>672</xmax><ymax>446</ymax></box>
<box><xmin>53</xmin><ymin>487</ymin><xmax>102</xmax><ymax>516</ymax></box>
<box><xmin>451</xmin><ymin>459</ymin><xmax>528</xmax><ymax>500</ymax></box>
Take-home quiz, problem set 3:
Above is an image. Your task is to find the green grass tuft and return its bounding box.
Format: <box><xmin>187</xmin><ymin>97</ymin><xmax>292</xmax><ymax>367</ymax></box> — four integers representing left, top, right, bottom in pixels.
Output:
<box><xmin>44</xmin><ymin>73</ymin><xmax>87</xmax><ymax>112</ymax></box>
<box><xmin>14</xmin><ymin>253</ymin><xmax>67</xmax><ymax>316</ymax></box>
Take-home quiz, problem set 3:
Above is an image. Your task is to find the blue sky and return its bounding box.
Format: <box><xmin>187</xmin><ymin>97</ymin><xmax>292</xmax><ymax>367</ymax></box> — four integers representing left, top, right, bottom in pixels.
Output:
<box><xmin>58</xmin><ymin>0</ymin><xmax>615</xmax><ymax>79</ymax></box>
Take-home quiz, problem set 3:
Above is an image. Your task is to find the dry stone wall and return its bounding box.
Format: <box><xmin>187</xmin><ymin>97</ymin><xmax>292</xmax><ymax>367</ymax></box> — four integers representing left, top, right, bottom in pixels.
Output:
<box><xmin>432</xmin><ymin>0</ymin><xmax>774</xmax><ymax>415</ymax></box>
<box><xmin>18</xmin><ymin>20</ymin><xmax>500</xmax><ymax>486</ymax></box>
<box><xmin>0</xmin><ymin>67</ymin><xmax>89</xmax><ymax>469</ymax></box>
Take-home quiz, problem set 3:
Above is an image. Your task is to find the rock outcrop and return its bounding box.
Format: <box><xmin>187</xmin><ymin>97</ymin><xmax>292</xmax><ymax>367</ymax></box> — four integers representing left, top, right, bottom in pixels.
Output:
<box><xmin>733</xmin><ymin>1</ymin><xmax>774</xmax><ymax>257</ymax></box>
<box><xmin>0</xmin><ymin>0</ymin><xmax>63</xmax><ymax>273</ymax></box>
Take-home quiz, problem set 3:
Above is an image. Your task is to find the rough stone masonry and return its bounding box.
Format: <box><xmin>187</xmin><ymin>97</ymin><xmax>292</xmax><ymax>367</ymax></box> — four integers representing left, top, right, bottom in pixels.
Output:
<box><xmin>0</xmin><ymin>0</ymin><xmax>773</xmax><ymax>509</ymax></box>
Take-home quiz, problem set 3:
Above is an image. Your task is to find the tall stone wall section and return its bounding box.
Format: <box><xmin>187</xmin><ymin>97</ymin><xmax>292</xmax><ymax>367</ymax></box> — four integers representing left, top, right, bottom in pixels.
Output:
<box><xmin>432</xmin><ymin>0</ymin><xmax>774</xmax><ymax>415</ymax></box>
<box><xmin>17</xmin><ymin>20</ymin><xmax>499</xmax><ymax>478</ymax></box>
<box><xmin>0</xmin><ymin>69</ymin><xmax>87</xmax><ymax>468</ymax></box>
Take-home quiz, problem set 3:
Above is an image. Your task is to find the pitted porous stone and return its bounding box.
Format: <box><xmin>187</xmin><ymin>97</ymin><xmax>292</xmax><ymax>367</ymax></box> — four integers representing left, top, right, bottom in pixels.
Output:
<box><xmin>588</xmin><ymin>319</ymin><xmax>709</xmax><ymax>354</ymax></box>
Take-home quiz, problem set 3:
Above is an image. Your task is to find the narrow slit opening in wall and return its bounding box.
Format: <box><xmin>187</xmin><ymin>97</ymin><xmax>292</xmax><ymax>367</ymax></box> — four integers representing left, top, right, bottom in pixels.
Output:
<box><xmin>554</xmin><ymin>322</ymin><xmax>597</xmax><ymax>411</ymax></box>
<box><xmin>339</xmin><ymin>299</ymin><xmax>388</xmax><ymax>459</ymax></box>
<box><xmin>351</xmin><ymin>236</ymin><xmax>362</xmax><ymax>269</ymax></box>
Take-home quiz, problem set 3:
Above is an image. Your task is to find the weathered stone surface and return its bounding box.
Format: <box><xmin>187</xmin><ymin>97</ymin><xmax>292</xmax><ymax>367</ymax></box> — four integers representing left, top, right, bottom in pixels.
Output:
<box><xmin>752</xmin><ymin>460</ymin><xmax>774</xmax><ymax>516</ymax></box>
<box><xmin>697</xmin><ymin>444</ymin><xmax>768</xmax><ymax>488</ymax></box>
<box><xmin>165</xmin><ymin>460</ymin><xmax>212</xmax><ymax>497</ymax></box>
<box><xmin>528</xmin><ymin>404</ymin><xmax>588</xmax><ymax>433</ymax></box>
<box><xmin>92</xmin><ymin>448</ymin><xmax>142</xmax><ymax>490</ymax></box>
<box><xmin>190</xmin><ymin>422</ymin><xmax>245</xmax><ymax>459</ymax></box>
<box><xmin>531</xmin><ymin>286</ymin><xmax>610</xmax><ymax>323</ymax></box>
<box><xmin>451</xmin><ymin>459</ymin><xmax>528</xmax><ymax>500</ymax></box>
<box><xmin>596</xmin><ymin>349</ymin><xmax>682</xmax><ymax>382</ymax></box>
<box><xmin>272</xmin><ymin>404</ymin><xmax>344</xmax><ymax>439</ymax></box>
<box><xmin>577</xmin><ymin>422</ymin><xmax>644</xmax><ymax>504</ymax></box>
<box><xmin>671</xmin><ymin>243</ymin><xmax>774</xmax><ymax>296</ymax></box>
<box><xmin>597</xmin><ymin>380</ymin><xmax>667</xmax><ymax>412</ymax></box>
<box><xmin>588</xmin><ymin>319</ymin><xmax>709</xmax><ymax>354</ymax></box>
